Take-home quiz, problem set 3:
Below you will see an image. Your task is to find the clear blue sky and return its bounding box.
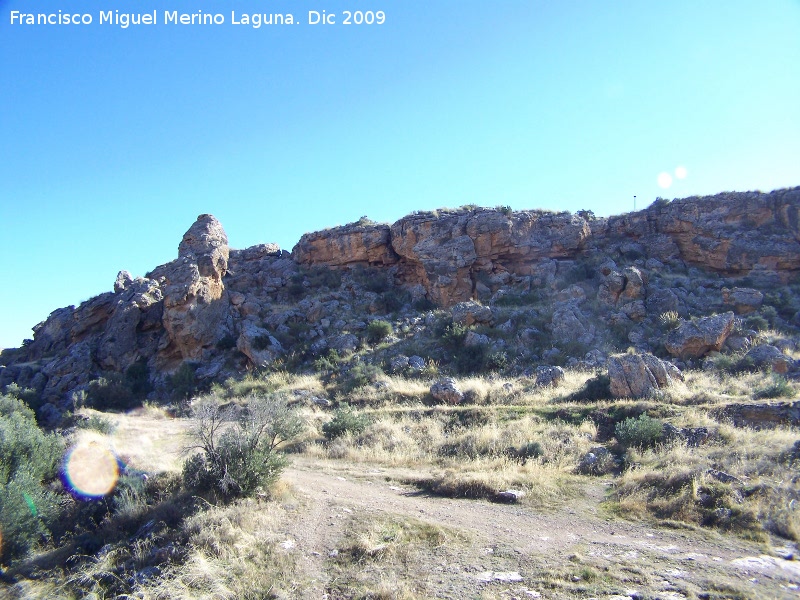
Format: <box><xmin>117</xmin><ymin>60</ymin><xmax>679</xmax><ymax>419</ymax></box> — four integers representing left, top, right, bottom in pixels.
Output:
<box><xmin>1</xmin><ymin>1</ymin><xmax>799</xmax><ymax>349</ymax></box>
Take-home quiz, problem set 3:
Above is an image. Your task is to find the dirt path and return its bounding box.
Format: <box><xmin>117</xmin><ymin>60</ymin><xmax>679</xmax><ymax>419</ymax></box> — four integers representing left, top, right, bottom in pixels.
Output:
<box><xmin>282</xmin><ymin>457</ymin><xmax>800</xmax><ymax>599</ymax></box>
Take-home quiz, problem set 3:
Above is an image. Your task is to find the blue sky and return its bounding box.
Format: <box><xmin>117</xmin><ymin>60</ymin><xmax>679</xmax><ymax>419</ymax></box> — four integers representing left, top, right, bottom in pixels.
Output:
<box><xmin>1</xmin><ymin>1</ymin><xmax>799</xmax><ymax>349</ymax></box>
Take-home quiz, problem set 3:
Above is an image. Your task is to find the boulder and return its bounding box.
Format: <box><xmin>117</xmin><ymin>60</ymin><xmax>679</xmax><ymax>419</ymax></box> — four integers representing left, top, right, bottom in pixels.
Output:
<box><xmin>389</xmin><ymin>355</ymin><xmax>410</xmax><ymax>373</ymax></box>
<box><xmin>292</xmin><ymin>221</ymin><xmax>398</xmax><ymax>267</ymax></box>
<box><xmin>743</xmin><ymin>344</ymin><xmax>793</xmax><ymax>374</ymax></box>
<box><xmin>665</xmin><ymin>312</ymin><xmax>735</xmax><ymax>359</ymax></box>
<box><xmin>430</xmin><ymin>378</ymin><xmax>463</xmax><ymax>404</ymax></box>
<box><xmin>577</xmin><ymin>447</ymin><xmax>616</xmax><ymax>475</ymax></box>
<box><xmin>328</xmin><ymin>334</ymin><xmax>359</xmax><ymax>355</ymax></box>
<box><xmin>535</xmin><ymin>366</ymin><xmax>565</xmax><ymax>387</ymax></box>
<box><xmin>712</xmin><ymin>401</ymin><xmax>800</xmax><ymax>429</ymax></box>
<box><xmin>408</xmin><ymin>355</ymin><xmax>426</xmax><ymax>372</ymax></box>
<box><xmin>608</xmin><ymin>353</ymin><xmax>683</xmax><ymax>399</ymax></box>
<box><xmin>494</xmin><ymin>490</ymin><xmax>525</xmax><ymax>503</ymax></box>
<box><xmin>451</xmin><ymin>301</ymin><xmax>493</xmax><ymax>326</ymax></box>
<box><xmin>464</xmin><ymin>331</ymin><xmax>490</xmax><ymax>347</ymax></box>
<box><xmin>237</xmin><ymin>321</ymin><xmax>282</xmax><ymax>368</ymax></box>
<box><xmin>551</xmin><ymin>303</ymin><xmax>594</xmax><ymax>344</ymax></box>
<box><xmin>662</xmin><ymin>423</ymin><xmax>711</xmax><ymax>447</ymax></box>
<box><xmin>722</xmin><ymin>287</ymin><xmax>764</xmax><ymax>314</ymax></box>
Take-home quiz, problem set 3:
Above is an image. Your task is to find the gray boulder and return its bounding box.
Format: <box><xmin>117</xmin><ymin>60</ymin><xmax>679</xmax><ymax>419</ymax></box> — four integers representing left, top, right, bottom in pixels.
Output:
<box><xmin>430</xmin><ymin>378</ymin><xmax>463</xmax><ymax>404</ymax></box>
<box><xmin>535</xmin><ymin>365</ymin><xmax>565</xmax><ymax>387</ymax></box>
<box><xmin>464</xmin><ymin>331</ymin><xmax>490</xmax><ymax>347</ymax></box>
<box><xmin>722</xmin><ymin>287</ymin><xmax>764</xmax><ymax>315</ymax></box>
<box><xmin>665</xmin><ymin>312</ymin><xmax>735</xmax><ymax>359</ymax></box>
<box><xmin>389</xmin><ymin>355</ymin><xmax>410</xmax><ymax>373</ymax></box>
<box><xmin>237</xmin><ymin>321</ymin><xmax>282</xmax><ymax>368</ymax></box>
<box><xmin>451</xmin><ymin>301</ymin><xmax>493</xmax><ymax>326</ymax></box>
<box><xmin>608</xmin><ymin>352</ymin><xmax>683</xmax><ymax>399</ymax></box>
<box><xmin>744</xmin><ymin>344</ymin><xmax>793</xmax><ymax>374</ymax></box>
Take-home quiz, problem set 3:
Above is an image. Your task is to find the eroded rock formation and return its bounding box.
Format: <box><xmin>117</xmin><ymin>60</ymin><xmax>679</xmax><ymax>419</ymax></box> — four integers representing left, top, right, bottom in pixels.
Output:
<box><xmin>1</xmin><ymin>186</ymin><xmax>799</xmax><ymax>412</ymax></box>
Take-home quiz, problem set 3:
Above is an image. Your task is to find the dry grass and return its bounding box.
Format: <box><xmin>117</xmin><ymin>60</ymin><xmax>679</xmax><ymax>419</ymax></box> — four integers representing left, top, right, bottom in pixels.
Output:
<box><xmin>328</xmin><ymin>514</ymin><xmax>464</xmax><ymax>599</ymax></box>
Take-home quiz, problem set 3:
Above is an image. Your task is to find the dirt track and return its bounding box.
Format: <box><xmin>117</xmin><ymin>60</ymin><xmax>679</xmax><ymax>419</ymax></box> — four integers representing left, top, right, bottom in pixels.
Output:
<box><xmin>281</xmin><ymin>457</ymin><xmax>800</xmax><ymax>599</ymax></box>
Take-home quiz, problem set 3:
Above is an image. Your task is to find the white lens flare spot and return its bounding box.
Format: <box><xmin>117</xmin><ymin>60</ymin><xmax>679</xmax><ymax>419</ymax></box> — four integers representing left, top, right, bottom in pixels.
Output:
<box><xmin>657</xmin><ymin>172</ymin><xmax>673</xmax><ymax>189</ymax></box>
<box><xmin>63</xmin><ymin>442</ymin><xmax>119</xmax><ymax>499</ymax></box>
<box><xmin>674</xmin><ymin>166</ymin><xmax>688</xmax><ymax>179</ymax></box>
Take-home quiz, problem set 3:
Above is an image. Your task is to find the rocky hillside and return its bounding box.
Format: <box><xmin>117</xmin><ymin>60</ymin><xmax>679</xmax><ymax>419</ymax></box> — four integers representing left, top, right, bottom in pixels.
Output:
<box><xmin>2</xmin><ymin>187</ymin><xmax>799</xmax><ymax>422</ymax></box>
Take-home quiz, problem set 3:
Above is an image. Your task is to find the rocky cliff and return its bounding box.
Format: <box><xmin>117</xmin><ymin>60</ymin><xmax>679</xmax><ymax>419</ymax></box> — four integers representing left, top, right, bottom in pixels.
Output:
<box><xmin>2</xmin><ymin>187</ymin><xmax>799</xmax><ymax>419</ymax></box>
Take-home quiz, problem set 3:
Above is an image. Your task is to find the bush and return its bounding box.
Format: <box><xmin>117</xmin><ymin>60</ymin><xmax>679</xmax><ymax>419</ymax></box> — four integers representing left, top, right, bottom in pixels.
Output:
<box><xmin>322</xmin><ymin>404</ymin><xmax>370</xmax><ymax>440</ymax></box>
<box><xmin>439</xmin><ymin>322</ymin><xmax>469</xmax><ymax>348</ymax></box>
<box><xmin>366</xmin><ymin>320</ymin><xmax>393</xmax><ymax>344</ymax></box>
<box><xmin>413</xmin><ymin>297</ymin><xmax>437</xmax><ymax>311</ymax></box>
<box><xmin>0</xmin><ymin>395</ymin><xmax>64</xmax><ymax>563</ymax></box>
<box><xmin>754</xmin><ymin>375</ymin><xmax>795</xmax><ymax>400</ymax></box>
<box><xmin>77</xmin><ymin>414</ymin><xmax>116</xmax><ymax>435</ymax></box>
<box><xmin>125</xmin><ymin>358</ymin><xmax>152</xmax><ymax>398</ymax></box>
<box><xmin>659</xmin><ymin>311</ymin><xmax>680</xmax><ymax>329</ymax></box>
<box><xmin>183</xmin><ymin>393</ymin><xmax>303</xmax><ymax>500</ymax></box>
<box><xmin>87</xmin><ymin>374</ymin><xmax>136</xmax><ymax>411</ymax></box>
<box><xmin>339</xmin><ymin>362</ymin><xmax>384</xmax><ymax>392</ymax></box>
<box><xmin>615</xmin><ymin>413</ymin><xmax>664</xmax><ymax>449</ymax></box>
<box><xmin>171</xmin><ymin>361</ymin><xmax>200</xmax><ymax>400</ymax></box>
<box><xmin>313</xmin><ymin>349</ymin><xmax>340</xmax><ymax>374</ymax></box>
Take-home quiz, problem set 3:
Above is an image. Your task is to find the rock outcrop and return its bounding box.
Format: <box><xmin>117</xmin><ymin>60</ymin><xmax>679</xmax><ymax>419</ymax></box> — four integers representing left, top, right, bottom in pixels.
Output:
<box><xmin>2</xmin><ymin>187</ymin><xmax>799</xmax><ymax>411</ymax></box>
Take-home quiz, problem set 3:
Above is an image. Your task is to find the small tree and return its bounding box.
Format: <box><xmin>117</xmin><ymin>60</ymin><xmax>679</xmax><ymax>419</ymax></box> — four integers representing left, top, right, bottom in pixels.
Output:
<box><xmin>366</xmin><ymin>320</ymin><xmax>393</xmax><ymax>344</ymax></box>
<box><xmin>183</xmin><ymin>393</ymin><xmax>303</xmax><ymax>500</ymax></box>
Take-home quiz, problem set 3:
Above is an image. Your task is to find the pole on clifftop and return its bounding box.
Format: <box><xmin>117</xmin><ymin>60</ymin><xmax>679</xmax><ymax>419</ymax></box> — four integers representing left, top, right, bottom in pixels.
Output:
<box><xmin>634</xmin><ymin>195</ymin><xmax>637</xmax><ymax>212</ymax></box>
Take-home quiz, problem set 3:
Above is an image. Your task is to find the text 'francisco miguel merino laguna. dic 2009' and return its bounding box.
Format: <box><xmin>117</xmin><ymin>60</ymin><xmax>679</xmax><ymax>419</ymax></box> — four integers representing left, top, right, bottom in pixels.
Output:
<box><xmin>9</xmin><ymin>10</ymin><xmax>387</xmax><ymax>28</ymax></box>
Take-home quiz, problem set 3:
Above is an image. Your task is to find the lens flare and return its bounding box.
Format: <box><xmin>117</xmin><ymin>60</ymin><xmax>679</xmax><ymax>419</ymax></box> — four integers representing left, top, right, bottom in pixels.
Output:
<box><xmin>657</xmin><ymin>172</ymin><xmax>673</xmax><ymax>189</ymax></box>
<box><xmin>62</xmin><ymin>442</ymin><xmax>119</xmax><ymax>499</ymax></box>
<box><xmin>675</xmin><ymin>165</ymin><xmax>688</xmax><ymax>179</ymax></box>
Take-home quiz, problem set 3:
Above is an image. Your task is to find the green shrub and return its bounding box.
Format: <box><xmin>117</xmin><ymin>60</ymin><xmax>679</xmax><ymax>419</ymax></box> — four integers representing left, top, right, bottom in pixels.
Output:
<box><xmin>754</xmin><ymin>375</ymin><xmax>795</xmax><ymax>400</ymax></box>
<box><xmin>183</xmin><ymin>393</ymin><xmax>303</xmax><ymax>500</ymax></box>
<box><xmin>2</xmin><ymin>383</ymin><xmax>41</xmax><ymax>411</ymax></box>
<box><xmin>440</xmin><ymin>322</ymin><xmax>469</xmax><ymax>349</ymax></box>
<box><xmin>76</xmin><ymin>414</ymin><xmax>116</xmax><ymax>435</ymax></box>
<box><xmin>313</xmin><ymin>349</ymin><xmax>341</xmax><ymax>374</ymax></box>
<box><xmin>87</xmin><ymin>374</ymin><xmax>136</xmax><ymax>411</ymax></box>
<box><xmin>125</xmin><ymin>358</ymin><xmax>152</xmax><ymax>398</ymax></box>
<box><xmin>452</xmin><ymin>344</ymin><xmax>489</xmax><ymax>374</ymax></box>
<box><xmin>0</xmin><ymin>395</ymin><xmax>64</xmax><ymax>563</ymax></box>
<box><xmin>170</xmin><ymin>361</ymin><xmax>199</xmax><ymax>401</ymax></box>
<box><xmin>322</xmin><ymin>404</ymin><xmax>370</xmax><ymax>440</ymax></box>
<box><xmin>659</xmin><ymin>311</ymin><xmax>680</xmax><ymax>329</ymax></box>
<box><xmin>744</xmin><ymin>314</ymin><xmax>769</xmax><ymax>332</ymax></box>
<box><xmin>413</xmin><ymin>297</ymin><xmax>437</xmax><ymax>311</ymax></box>
<box><xmin>615</xmin><ymin>414</ymin><xmax>664</xmax><ymax>449</ymax></box>
<box><xmin>486</xmin><ymin>351</ymin><xmax>509</xmax><ymax>371</ymax></box>
<box><xmin>366</xmin><ymin>320</ymin><xmax>393</xmax><ymax>344</ymax></box>
<box><xmin>340</xmin><ymin>362</ymin><xmax>384</xmax><ymax>392</ymax></box>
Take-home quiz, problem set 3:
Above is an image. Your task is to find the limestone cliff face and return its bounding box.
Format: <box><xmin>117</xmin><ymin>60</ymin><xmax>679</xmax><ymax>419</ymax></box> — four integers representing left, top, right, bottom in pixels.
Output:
<box><xmin>2</xmin><ymin>187</ymin><xmax>799</xmax><ymax>410</ymax></box>
<box><xmin>388</xmin><ymin>208</ymin><xmax>591</xmax><ymax>305</ymax></box>
<box><xmin>293</xmin><ymin>222</ymin><xmax>399</xmax><ymax>267</ymax></box>
<box><xmin>293</xmin><ymin>188</ymin><xmax>800</xmax><ymax>304</ymax></box>
<box><xmin>599</xmin><ymin>188</ymin><xmax>800</xmax><ymax>273</ymax></box>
